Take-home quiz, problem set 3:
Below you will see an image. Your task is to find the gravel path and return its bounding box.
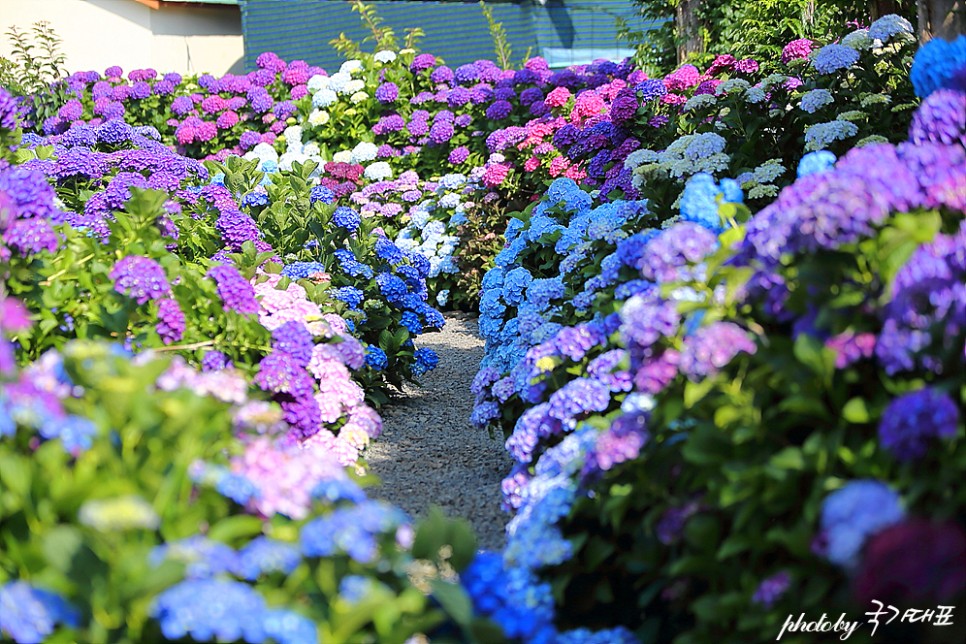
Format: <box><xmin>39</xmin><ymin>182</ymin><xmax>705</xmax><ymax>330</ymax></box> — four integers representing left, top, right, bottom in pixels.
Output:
<box><xmin>366</xmin><ymin>313</ymin><xmax>512</xmax><ymax>551</ymax></box>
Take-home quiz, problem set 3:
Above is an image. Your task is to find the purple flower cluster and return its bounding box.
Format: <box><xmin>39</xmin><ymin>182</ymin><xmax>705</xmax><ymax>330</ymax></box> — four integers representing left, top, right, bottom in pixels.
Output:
<box><xmin>208</xmin><ymin>265</ymin><xmax>258</xmax><ymax>315</ymax></box>
<box><xmin>110</xmin><ymin>255</ymin><xmax>171</xmax><ymax>304</ymax></box>
<box><xmin>877</xmin><ymin>388</ymin><xmax>960</xmax><ymax>460</ymax></box>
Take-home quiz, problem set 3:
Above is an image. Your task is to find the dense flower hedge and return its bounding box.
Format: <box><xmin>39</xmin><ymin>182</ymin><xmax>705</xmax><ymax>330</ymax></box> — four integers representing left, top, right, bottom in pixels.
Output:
<box><xmin>1</xmin><ymin>11</ymin><xmax>964</xmax><ymax>644</ymax></box>
<box><xmin>469</xmin><ymin>26</ymin><xmax>966</xmax><ymax>641</ymax></box>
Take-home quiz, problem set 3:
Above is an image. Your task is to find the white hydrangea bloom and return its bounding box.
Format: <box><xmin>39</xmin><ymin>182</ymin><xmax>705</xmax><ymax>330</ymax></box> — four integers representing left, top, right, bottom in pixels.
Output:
<box><xmin>249</xmin><ymin>142</ymin><xmax>278</xmax><ymax>162</ymax></box>
<box><xmin>332</xmin><ymin>150</ymin><xmax>353</xmax><ymax>164</ymax></box>
<box><xmin>344</xmin><ymin>79</ymin><xmax>366</xmax><ymax>95</ymax></box>
<box><xmin>374</xmin><ymin>50</ymin><xmax>397</xmax><ymax>64</ymax></box>
<box><xmin>351</xmin><ymin>141</ymin><xmax>379</xmax><ymax>163</ymax></box>
<box><xmin>283</xmin><ymin>125</ymin><xmax>303</xmax><ymax>145</ymax></box>
<box><xmin>307</xmin><ymin>74</ymin><xmax>330</xmax><ymax>92</ymax></box>
<box><xmin>340</xmin><ymin>59</ymin><xmax>363</xmax><ymax>75</ymax></box>
<box><xmin>312</xmin><ymin>89</ymin><xmax>337</xmax><ymax>108</ymax></box>
<box><xmin>327</xmin><ymin>72</ymin><xmax>352</xmax><ymax>94</ymax></box>
<box><xmin>302</xmin><ymin>142</ymin><xmax>321</xmax><ymax>157</ymax></box>
<box><xmin>279</xmin><ymin>151</ymin><xmax>308</xmax><ymax>171</ymax></box>
<box><xmin>350</xmin><ymin>91</ymin><xmax>369</xmax><ymax>105</ymax></box>
<box><xmin>308</xmin><ymin>110</ymin><xmax>330</xmax><ymax>127</ymax></box>
<box><xmin>364</xmin><ymin>161</ymin><xmax>392</xmax><ymax>181</ymax></box>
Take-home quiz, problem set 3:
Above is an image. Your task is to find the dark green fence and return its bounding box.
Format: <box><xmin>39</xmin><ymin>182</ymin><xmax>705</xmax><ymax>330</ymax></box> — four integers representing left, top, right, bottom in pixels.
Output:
<box><xmin>238</xmin><ymin>0</ymin><xmax>662</xmax><ymax>71</ymax></box>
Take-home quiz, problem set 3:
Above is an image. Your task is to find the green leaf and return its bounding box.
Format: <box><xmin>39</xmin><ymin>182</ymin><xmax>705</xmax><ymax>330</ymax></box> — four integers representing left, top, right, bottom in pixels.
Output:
<box><xmin>207</xmin><ymin>515</ymin><xmax>266</xmax><ymax>544</ymax></box>
<box><xmin>842</xmin><ymin>397</ymin><xmax>871</xmax><ymax>424</ymax></box>
<box><xmin>430</xmin><ymin>580</ymin><xmax>474</xmax><ymax>626</ymax></box>
<box><xmin>770</xmin><ymin>447</ymin><xmax>805</xmax><ymax>471</ymax></box>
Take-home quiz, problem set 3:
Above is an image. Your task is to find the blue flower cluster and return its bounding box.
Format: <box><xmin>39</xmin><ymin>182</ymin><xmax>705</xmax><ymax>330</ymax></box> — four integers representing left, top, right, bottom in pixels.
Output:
<box><xmin>152</xmin><ymin>578</ymin><xmax>317</xmax><ymax>644</ymax></box>
<box><xmin>0</xmin><ymin>581</ymin><xmax>79</xmax><ymax>643</ymax></box>
<box><xmin>300</xmin><ymin>500</ymin><xmax>409</xmax><ymax>563</ymax></box>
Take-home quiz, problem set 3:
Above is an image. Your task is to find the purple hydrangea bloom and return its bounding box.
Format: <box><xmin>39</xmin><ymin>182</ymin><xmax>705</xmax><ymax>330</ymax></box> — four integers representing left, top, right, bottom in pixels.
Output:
<box><xmin>110</xmin><ymin>256</ymin><xmax>171</xmax><ymax>304</ymax></box>
<box><xmin>255</xmin><ymin>351</ymin><xmax>314</xmax><ymax>397</ymax></box>
<box><xmin>155</xmin><ymin>298</ymin><xmax>185</xmax><ymax>344</ymax></box>
<box><xmin>375</xmin><ymin>82</ymin><xmax>399</xmax><ymax>104</ymax></box>
<box><xmin>485</xmin><ymin>100</ymin><xmax>513</xmax><ymax>120</ymax></box>
<box><xmin>752</xmin><ymin>571</ymin><xmax>791</xmax><ymax>607</ymax></box>
<box><xmin>201</xmin><ymin>350</ymin><xmax>231</xmax><ymax>371</ymax></box>
<box><xmin>448</xmin><ymin>146</ymin><xmax>470</xmax><ymax>164</ymax></box>
<box><xmin>428</xmin><ymin>120</ymin><xmax>455</xmax><ymax>144</ymax></box>
<box><xmin>679</xmin><ymin>322</ymin><xmax>757</xmax><ymax>380</ymax></box>
<box><xmin>272</xmin><ymin>320</ymin><xmax>315</xmax><ymax>367</ymax></box>
<box><xmin>208</xmin><ymin>265</ymin><xmax>258</xmax><ymax>315</ymax></box>
<box><xmin>909</xmin><ymin>88</ymin><xmax>966</xmax><ymax>148</ymax></box>
<box><xmin>587</xmin><ymin>412</ymin><xmax>648</xmax><ymax>472</ymax></box>
<box><xmin>3</xmin><ymin>218</ymin><xmax>58</xmax><ymax>256</ymax></box>
<box><xmin>878</xmin><ymin>388</ymin><xmax>960</xmax><ymax>460</ymax></box>
<box><xmin>410</xmin><ymin>53</ymin><xmax>437</xmax><ymax>73</ymax></box>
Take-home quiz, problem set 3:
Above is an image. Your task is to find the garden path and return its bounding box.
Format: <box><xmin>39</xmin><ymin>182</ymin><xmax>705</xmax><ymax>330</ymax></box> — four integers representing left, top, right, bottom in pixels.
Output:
<box><xmin>366</xmin><ymin>313</ymin><xmax>512</xmax><ymax>550</ymax></box>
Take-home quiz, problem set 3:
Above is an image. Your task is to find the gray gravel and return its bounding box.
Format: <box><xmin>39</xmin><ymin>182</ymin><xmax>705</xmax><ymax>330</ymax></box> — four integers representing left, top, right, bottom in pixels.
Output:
<box><xmin>366</xmin><ymin>313</ymin><xmax>512</xmax><ymax>551</ymax></box>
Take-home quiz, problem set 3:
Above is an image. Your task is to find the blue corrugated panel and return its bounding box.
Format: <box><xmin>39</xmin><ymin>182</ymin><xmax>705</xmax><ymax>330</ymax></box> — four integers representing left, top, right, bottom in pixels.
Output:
<box><xmin>239</xmin><ymin>0</ymin><xmax>657</xmax><ymax>70</ymax></box>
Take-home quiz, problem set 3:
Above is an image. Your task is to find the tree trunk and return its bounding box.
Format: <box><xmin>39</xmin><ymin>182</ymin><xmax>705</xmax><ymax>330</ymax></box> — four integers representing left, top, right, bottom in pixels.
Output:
<box><xmin>918</xmin><ymin>0</ymin><xmax>965</xmax><ymax>41</ymax></box>
<box><xmin>870</xmin><ymin>0</ymin><xmax>904</xmax><ymax>19</ymax></box>
<box><xmin>676</xmin><ymin>0</ymin><xmax>703</xmax><ymax>65</ymax></box>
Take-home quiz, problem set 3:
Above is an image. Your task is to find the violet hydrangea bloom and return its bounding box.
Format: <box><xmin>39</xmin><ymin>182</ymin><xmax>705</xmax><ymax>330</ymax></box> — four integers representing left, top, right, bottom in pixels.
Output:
<box><xmin>679</xmin><ymin>322</ymin><xmax>757</xmax><ymax>380</ymax></box>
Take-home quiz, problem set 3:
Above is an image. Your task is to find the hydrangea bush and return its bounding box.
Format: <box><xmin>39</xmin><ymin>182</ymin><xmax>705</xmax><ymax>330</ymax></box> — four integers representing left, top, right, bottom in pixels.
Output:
<box><xmin>467</xmin><ymin>31</ymin><xmax>966</xmax><ymax>641</ymax></box>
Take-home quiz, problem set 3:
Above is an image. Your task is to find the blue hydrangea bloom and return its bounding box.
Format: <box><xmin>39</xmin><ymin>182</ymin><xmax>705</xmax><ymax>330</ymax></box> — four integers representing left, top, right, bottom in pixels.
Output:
<box><xmin>820</xmin><ymin>480</ymin><xmax>905</xmax><ymax>567</ymax></box>
<box><xmin>812</xmin><ymin>44</ymin><xmax>860</xmax><ymax>74</ymax></box>
<box><xmin>797</xmin><ymin>150</ymin><xmax>837</xmax><ymax>177</ymax></box>
<box><xmin>0</xmin><ymin>582</ymin><xmax>80</xmax><ymax>644</ymax></box>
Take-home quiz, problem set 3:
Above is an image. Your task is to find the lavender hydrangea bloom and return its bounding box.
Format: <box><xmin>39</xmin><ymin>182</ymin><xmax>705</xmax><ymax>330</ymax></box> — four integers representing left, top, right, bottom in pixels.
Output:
<box><xmin>640</xmin><ymin>222</ymin><xmax>718</xmax><ymax>283</ymax></box>
<box><xmin>878</xmin><ymin>388</ymin><xmax>960</xmax><ymax>460</ymax></box>
<box><xmin>547</xmin><ymin>378</ymin><xmax>611</xmax><ymax>421</ymax></box>
<box><xmin>620</xmin><ymin>294</ymin><xmax>680</xmax><ymax>354</ymax></box>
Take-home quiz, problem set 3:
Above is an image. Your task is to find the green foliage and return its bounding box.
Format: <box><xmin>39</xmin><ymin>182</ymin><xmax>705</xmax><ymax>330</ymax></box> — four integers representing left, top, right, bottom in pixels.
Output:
<box><xmin>480</xmin><ymin>0</ymin><xmax>514</xmax><ymax>70</ymax></box>
<box><xmin>0</xmin><ymin>22</ymin><xmax>71</xmax><ymax>126</ymax></box>
<box><xmin>621</xmin><ymin>0</ymin><xmax>918</xmax><ymax>75</ymax></box>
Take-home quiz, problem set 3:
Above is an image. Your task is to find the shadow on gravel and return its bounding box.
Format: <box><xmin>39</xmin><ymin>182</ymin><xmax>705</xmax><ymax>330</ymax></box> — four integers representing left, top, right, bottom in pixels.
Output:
<box><xmin>365</xmin><ymin>314</ymin><xmax>513</xmax><ymax>551</ymax></box>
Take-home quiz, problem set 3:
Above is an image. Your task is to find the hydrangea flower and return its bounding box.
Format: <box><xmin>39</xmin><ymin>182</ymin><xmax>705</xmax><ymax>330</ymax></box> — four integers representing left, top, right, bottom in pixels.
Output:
<box><xmin>208</xmin><ymin>265</ymin><xmax>258</xmax><ymax>315</ymax></box>
<box><xmin>110</xmin><ymin>256</ymin><xmax>171</xmax><ymax>304</ymax></box>
<box><xmin>812</xmin><ymin>44</ymin><xmax>860</xmax><ymax>74</ymax></box>
<box><xmin>0</xmin><ymin>582</ymin><xmax>80</xmax><ymax>643</ymax></box>
<box><xmin>878</xmin><ymin>388</ymin><xmax>960</xmax><ymax>461</ymax></box>
<box><xmin>818</xmin><ymin>480</ymin><xmax>905</xmax><ymax>567</ymax></box>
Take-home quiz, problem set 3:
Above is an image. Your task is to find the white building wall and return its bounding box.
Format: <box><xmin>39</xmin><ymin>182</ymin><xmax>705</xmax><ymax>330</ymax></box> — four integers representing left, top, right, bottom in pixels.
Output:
<box><xmin>0</xmin><ymin>0</ymin><xmax>244</xmax><ymax>76</ymax></box>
